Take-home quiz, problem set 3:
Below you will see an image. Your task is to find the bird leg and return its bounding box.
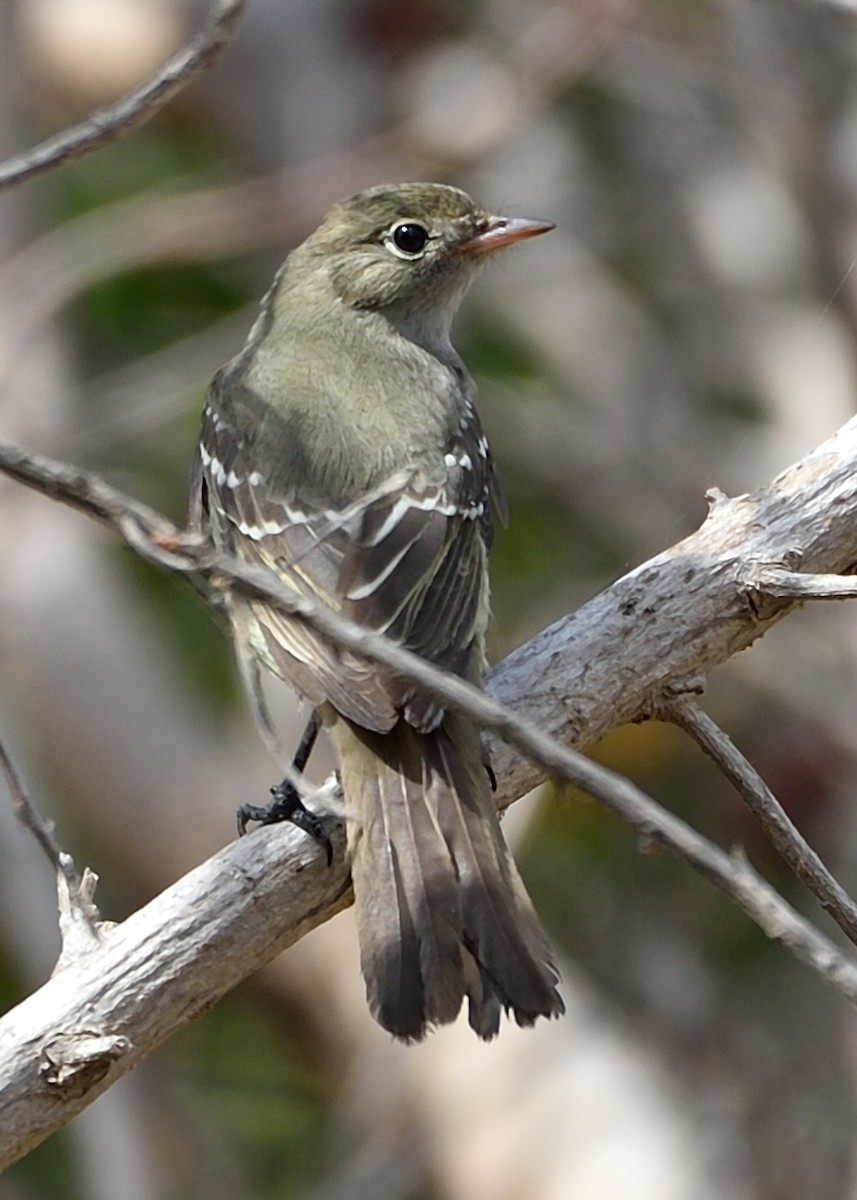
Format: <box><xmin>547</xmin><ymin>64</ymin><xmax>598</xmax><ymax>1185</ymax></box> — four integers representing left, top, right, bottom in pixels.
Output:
<box><xmin>236</xmin><ymin>713</ymin><xmax>332</xmax><ymax>864</ymax></box>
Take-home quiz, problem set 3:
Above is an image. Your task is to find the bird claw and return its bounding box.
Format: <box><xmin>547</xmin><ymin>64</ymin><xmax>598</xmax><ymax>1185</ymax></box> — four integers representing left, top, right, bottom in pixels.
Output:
<box><xmin>236</xmin><ymin>780</ymin><xmax>333</xmax><ymax>866</ymax></box>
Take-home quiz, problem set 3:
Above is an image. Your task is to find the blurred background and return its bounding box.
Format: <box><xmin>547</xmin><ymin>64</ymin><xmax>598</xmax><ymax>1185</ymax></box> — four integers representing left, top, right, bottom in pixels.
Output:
<box><xmin>2</xmin><ymin>0</ymin><xmax>857</xmax><ymax>1196</ymax></box>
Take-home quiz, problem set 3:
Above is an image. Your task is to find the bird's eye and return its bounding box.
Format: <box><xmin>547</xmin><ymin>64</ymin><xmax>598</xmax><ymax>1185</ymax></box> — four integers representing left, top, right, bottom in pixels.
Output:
<box><xmin>389</xmin><ymin>222</ymin><xmax>429</xmax><ymax>257</ymax></box>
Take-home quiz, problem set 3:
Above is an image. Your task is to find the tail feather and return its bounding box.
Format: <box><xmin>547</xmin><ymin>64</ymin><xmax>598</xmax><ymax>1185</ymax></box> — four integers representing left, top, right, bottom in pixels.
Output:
<box><xmin>368</xmin><ymin>744</ymin><xmax>465</xmax><ymax>1035</ymax></box>
<box><xmin>327</xmin><ymin>711</ymin><xmax>563</xmax><ymax>1041</ymax></box>
<box><xmin>432</xmin><ymin>716</ymin><xmax>563</xmax><ymax>1033</ymax></box>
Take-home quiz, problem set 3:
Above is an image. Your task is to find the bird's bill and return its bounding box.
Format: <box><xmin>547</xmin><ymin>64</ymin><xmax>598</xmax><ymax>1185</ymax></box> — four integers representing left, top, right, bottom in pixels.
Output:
<box><xmin>463</xmin><ymin>215</ymin><xmax>555</xmax><ymax>254</ymax></box>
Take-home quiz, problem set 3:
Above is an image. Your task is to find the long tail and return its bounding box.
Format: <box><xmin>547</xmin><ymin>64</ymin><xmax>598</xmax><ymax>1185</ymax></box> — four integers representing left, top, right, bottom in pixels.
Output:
<box><xmin>326</xmin><ymin>710</ymin><xmax>564</xmax><ymax>1041</ymax></box>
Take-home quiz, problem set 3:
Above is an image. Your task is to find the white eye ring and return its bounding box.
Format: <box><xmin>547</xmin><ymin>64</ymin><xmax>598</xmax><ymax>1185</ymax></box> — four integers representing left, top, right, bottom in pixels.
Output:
<box><xmin>385</xmin><ymin>221</ymin><xmax>430</xmax><ymax>259</ymax></box>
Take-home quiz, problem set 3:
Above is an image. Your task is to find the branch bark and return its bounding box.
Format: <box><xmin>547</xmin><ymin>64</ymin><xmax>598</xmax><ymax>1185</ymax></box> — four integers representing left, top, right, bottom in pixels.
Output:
<box><xmin>3</xmin><ymin>415</ymin><xmax>857</xmax><ymax>1165</ymax></box>
<box><xmin>486</xmin><ymin>423</ymin><xmax>857</xmax><ymax>799</ymax></box>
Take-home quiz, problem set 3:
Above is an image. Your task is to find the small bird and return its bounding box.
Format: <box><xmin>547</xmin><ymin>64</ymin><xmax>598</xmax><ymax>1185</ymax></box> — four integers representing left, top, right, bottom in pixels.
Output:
<box><xmin>190</xmin><ymin>182</ymin><xmax>563</xmax><ymax>1040</ymax></box>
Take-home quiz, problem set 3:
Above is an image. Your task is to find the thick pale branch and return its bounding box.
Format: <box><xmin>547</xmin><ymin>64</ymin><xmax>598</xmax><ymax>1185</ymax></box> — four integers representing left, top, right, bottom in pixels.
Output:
<box><xmin>4</xmin><ymin>417</ymin><xmax>857</xmax><ymax>1163</ymax></box>
<box><xmin>3</xmin><ymin>690</ymin><xmax>857</xmax><ymax>1167</ymax></box>
<box><xmin>0</xmin><ymin>820</ymin><xmax>352</xmax><ymax>1167</ymax></box>
<box><xmin>486</xmin><ymin>418</ymin><xmax>857</xmax><ymax>799</ymax></box>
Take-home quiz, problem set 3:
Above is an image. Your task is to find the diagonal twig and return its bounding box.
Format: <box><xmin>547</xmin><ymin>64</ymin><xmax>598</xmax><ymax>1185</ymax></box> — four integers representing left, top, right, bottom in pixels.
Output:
<box><xmin>0</xmin><ymin>0</ymin><xmax>247</xmax><ymax>191</ymax></box>
<box><xmin>665</xmin><ymin>699</ymin><xmax>857</xmax><ymax>946</ymax></box>
<box><xmin>0</xmin><ymin>734</ymin><xmax>104</xmax><ymax>955</ymax></box>
<box><xmin>0</xmin><ymin>729</ymin><xmax>72</xmax><ymax>873</ymax></box>
<box><xmin>0</xmin><ymin>733</ymin><xmax>74</xmax><ymax>883</ymax></box>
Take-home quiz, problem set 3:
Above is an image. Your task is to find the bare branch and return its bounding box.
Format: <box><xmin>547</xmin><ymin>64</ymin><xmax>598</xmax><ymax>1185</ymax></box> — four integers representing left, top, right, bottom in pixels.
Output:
<box><xmin>3</xmin><ymin>416</ymin><xmax>857</xmax><ymax>837</ymax></box>
<box><xmin>4</xmin><ymin>420</ymin><xmax>857</xmax><ymax>1162</ymax></box>
<box><xmin>0</xmin><ymin>736</ymin><xmax>107</xmax><ymax>963</ymax></box>
<box><xmin>749</xmin><ymin>565</ymin><xmax>857</xmax><ymax>600</ymax></box>
<box><xmin>0</xmin><ymin>437</ymin><xmax>199</xmax><ymax>565</ymax></box>
<box><xmin>1</xmin><ymin>698</ymin><xmax>857</xmax><ymax>1165</ymax></box>
<box><xmin>665</xmin><ymin>700</ymin><xmax>857</xmax><ymax>945</ymax></box>
<box><xmin>0</xmin><ymin>819</ymin><xmax>353</xmax><ymax>1168</ymax></box>
<box><xmin>0</xmin><ymin>0</ymin><xmax>247</xmax><ymax>191</ymax></box>
<box><xmin>0</xmin><ymin>733</ymin><xmax>68</xmax><ymax>876</ymax></box>
<box><xmin>486</xmin><ymin>417</ymin><xmax>857</xmax><ymax>804</ymax></box>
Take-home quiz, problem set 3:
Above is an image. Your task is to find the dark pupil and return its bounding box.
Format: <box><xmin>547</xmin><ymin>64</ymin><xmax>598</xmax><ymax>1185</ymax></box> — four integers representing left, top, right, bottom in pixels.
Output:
<box><xmin>392</xmin><ymin>223</ymin><xmax>428</xmax><ymax>254</ymax></box>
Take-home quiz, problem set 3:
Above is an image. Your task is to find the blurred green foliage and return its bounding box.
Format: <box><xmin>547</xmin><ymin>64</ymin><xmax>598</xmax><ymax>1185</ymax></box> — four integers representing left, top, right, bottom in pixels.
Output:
<box><xmin>45</xmin><ymin>121</ymin><xmax>231</xmax><ymax>214</ymax></box>
<box><xmin>75</xmin><ymin>259</ymin><xmax>248</xmax><ymax>368</ymax></box>
<box><xmin>179</xmin><ymin>991</ymin><xmax>334</xmax><ymax>1199</ymax></box>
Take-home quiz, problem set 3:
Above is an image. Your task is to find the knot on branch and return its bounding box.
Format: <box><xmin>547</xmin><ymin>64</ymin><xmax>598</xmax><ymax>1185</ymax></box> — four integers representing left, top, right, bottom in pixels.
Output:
<box><xmin>39</xmin><ymin>1031</ymin><xmax>132</xmax><ymax>1099</ymax></box>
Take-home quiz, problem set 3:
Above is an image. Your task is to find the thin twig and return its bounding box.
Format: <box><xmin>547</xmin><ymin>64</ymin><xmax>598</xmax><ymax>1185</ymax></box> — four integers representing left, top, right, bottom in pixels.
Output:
<box><xmin>749</xmin><ymin>565</ymin><xmax>857</xmax><ymax>600</ymax></box>
<box><xmin>0</xmin><ymin>733</ymin><xmax>81</xmax><ymax>893</ymax></box>
<box><xmin>666</xmin><ymin>700</ymin><xmax>857</xmax><ymax>946</ymax></box>
<box><xmin>0</xmin><ymin>0</ymin><xmax>247</xmax><ymax>191</ymax></box>
<box><xmin>0</xmin><ymin>437</ymin><xmax>202</xmax><ymax>565</ymax></box>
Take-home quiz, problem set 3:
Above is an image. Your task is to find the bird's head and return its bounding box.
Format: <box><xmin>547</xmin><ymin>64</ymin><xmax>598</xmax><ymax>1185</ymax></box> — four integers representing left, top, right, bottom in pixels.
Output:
<box><xmin>298</xmin><ymin>182</ymin><xmax>553</xmax><ymax>326</ymax></box>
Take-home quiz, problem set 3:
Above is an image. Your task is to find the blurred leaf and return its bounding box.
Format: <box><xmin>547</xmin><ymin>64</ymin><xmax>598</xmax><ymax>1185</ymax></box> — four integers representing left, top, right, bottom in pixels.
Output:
<box><xmin>460</xmin><ymin>316</ymin><xmax>550</xmax><ymax>384</ymax></box>
<box><xmin>46</xmin><ymin>123</ymin><xmax>230</xmax><ymax>217</ymax></box>
<box><xmin>181</xmin><ymin>991</ymin><xmax>333</xmax><ymax>1199</ymax></box>
<box><xmin>73</xmin><ymin>260</ymin><xmax>250</xmax><ymax>373</ymax></box>
<box><xmin>706</xmin><ymin>384</ymin><xmax>767</xmax><ymax>426</ymax></box>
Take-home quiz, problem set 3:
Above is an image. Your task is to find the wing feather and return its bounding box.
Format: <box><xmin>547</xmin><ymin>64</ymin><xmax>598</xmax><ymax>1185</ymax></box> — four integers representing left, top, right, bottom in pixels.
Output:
<box><xmin>192</xmin><ymin>385</ymin><xmax>499</xmax><ymax>732</ymax></box>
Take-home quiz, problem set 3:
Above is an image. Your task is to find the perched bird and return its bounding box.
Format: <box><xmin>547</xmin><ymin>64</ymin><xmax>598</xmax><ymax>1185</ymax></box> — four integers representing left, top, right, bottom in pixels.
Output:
<box><xmin>190</xmin><ymin>182</ymin><xmax>563</xmax><ymax>1040</ymax></box>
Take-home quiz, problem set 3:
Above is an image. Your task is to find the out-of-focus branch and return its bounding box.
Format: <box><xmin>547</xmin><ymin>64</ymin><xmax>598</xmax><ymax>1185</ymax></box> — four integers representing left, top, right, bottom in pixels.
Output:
<box><xmin>0</xmin><ymin>0</ymin><xmax>247</xmax><ymax>191</ymax></box>
<box><xmin>0</xmin><ymin>147</ymin><xmax>403</xmax><ymax>389</ymax></box>
<box><xmin>0</xmin><ymin>1</ymin><xmax>628</xmax><ymax>384</ymax></box>
<box><xmin>786</xmin><ymin>0</ymin><xmax>857</xmax><ymax>18</ymax></box>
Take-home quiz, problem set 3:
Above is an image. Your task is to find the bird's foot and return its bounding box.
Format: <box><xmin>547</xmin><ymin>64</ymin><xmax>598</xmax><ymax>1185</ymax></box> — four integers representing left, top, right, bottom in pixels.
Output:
<box><xmin>237</xmin><ymin>778</ymin><xmax>333</xmax><ymax>866</ymax></box>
